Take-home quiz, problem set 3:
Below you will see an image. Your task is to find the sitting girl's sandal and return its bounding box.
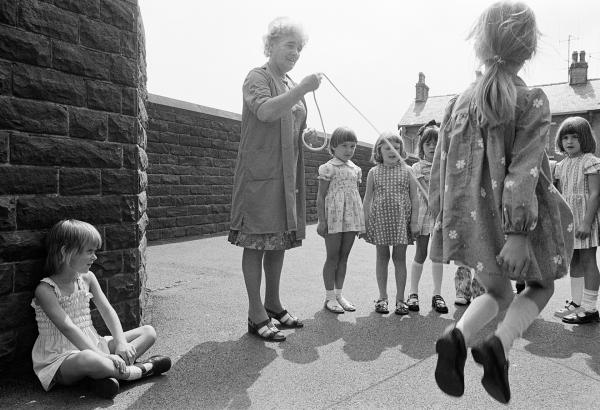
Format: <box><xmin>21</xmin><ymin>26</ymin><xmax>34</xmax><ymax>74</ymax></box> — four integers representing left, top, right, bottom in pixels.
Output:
<box><xmin>266</xmin><ymin>308</ymin><xmax>304</xmax><ymax>328</ymax></box>
<box><xmin>374</xmin><ymin>299</ymin><xmax>389</xmax><ymax>314</ymax></box>
<box><xmin>324</xmin><ymin>299</ymin><xmax>345</xmax><ymax>314</ymax></box>
<box><xmin>336</xmin><ymin>296</ymin><xmax>356</xmax><ymax>312</ymax></box>
<box><xmin>248</xmin><ymin>318</ymin><xmax>286</xmax><ymax>342</ymax></box>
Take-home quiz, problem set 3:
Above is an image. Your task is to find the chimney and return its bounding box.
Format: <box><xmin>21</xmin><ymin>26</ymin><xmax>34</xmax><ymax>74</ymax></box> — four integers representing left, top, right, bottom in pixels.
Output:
<box><xmin>569</xmin><ymin>50</ymin><xmax>588</xmax><ymax>85</ymax></box>
<box><xmin>415</xmin><ymin>72</ymin><xmax>429</xmax><ymax>102</ymax></box>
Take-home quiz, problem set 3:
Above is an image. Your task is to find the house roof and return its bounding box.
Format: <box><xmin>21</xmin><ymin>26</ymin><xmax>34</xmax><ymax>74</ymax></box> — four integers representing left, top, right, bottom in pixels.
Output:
<box><xmin>399</xmin><ymin>78</ymin><xmax>600</xmax><ymax>127</ymax></box>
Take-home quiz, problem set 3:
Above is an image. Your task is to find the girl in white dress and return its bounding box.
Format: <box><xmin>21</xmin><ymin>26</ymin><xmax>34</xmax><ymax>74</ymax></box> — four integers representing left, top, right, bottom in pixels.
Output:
<box><xmin>31</xmin><ymin>219</ymin><xmax>171</xmax><ymax>398</ymax></box>
<box><xmin>553</xmin><ymin>116</ymin><xmax>600</xmax><ymax>324</ymax></box>
<box><xmin>317</xmin><ymin>126</ymin><xmax>365</xmax><ymax>313</ymax></box>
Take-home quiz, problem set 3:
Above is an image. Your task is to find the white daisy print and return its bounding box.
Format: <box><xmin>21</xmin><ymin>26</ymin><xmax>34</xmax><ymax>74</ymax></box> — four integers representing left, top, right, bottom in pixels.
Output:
<box><xmin>548</xmin><ymin>184</ymin><xmax>558</xmax><ymax>194</ymax></box>
<box><xmin>449</xmin><ymin>230</ymin><xmax>458</xmax><ymax>239</ymax></box>
<box><xmin>491</xmin><ymin>179</ymin><xmax>498</xmax><ymax>189</ymax></box>
<box><xmin>434</xmin><ymin>221</ymin><xmax>442</xmax><ymax>231</ymax></box>
<box><xmin>476</xmin><ymin>262</ymin><xmax>484</xmax><ymax>272</ymax></box>
<box><xmin>505</xmin><ymin>180</ymin><xmax>515</xmax><ymax>189</ymax></box>
<box><xmin>567</xmin><ymin>223</ymin><xmax>573</xmax><ymax>232</ymax></box>
<box><xmin>477</xmin><ymin>139</ymin><xmax>484</xmax><ymax>148</ymax></box>
<box><xmin>445</xmin><ymin>184</ymin><xmax>448</xmax><ymax>192</ymax></box>
<box><xmin>533</xmin><ymin>98</ymin><xmax>543</xmax><ymax>108</ymax></box>
<box><xmin>441</xmin><ymin>151</ymin><xmax>447</xmax><ymax>161</ymax></box>
<box><xmin>500</xmin><ymin>157</ymin><xmax>505</xmax><ymax>165</ymax></box>
<box><xmin>481</xmin><ymin>187</ymin><xmax>487</xmax><ymax>197</ymax></box>
<box><xmin>456</xmin><ymin>159</ymin><xmax>466</xmax><ymax>170</ymax></box>
<box><xmin>470</xmin><ymin>210</ymin><xmax>477</xmax><ymax>221</ymax></box>
<box><xmin>552</xmin><ymin>255</ymin><xmax>562</xmax><ymax>265</ymax></box>
<box><xmin>530</xmin><ymin>167</ymin><xmax>538</xmax><ymax>178</ymax></box>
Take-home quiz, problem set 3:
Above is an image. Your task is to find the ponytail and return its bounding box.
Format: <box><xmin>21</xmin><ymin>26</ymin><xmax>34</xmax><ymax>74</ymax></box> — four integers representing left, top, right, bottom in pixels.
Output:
<box><xmin>474</xmin><ymin>61</ymin><xmax>516</xmax><ymax>126</ymax></box>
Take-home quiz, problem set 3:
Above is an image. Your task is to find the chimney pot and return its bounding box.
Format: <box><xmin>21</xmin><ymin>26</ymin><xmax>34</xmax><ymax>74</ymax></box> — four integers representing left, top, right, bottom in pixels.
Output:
<box><xmin>572</xmin><ymin>51</ymin><xmax>579</xmax><ymax>63</ymax></box>
<box><xmin>580</xmin><ymin>50</ymin><xmax>586</xmax><ymax>62</ymax></box>
<box><xmin>415</xmin><ymin>72</ymin><xmax>429</xmax><ymax>102</ymax></box>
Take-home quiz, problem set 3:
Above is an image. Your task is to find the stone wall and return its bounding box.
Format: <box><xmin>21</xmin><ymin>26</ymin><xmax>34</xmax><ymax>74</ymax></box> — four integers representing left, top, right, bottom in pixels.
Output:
<box><xmin>145</xmin><ymin>95</ymin><xmax>374</xmax><ymax>242</ymax></box>
<box><xmin>0</xmin><ymin>0</ymin><xmax>147</xmax><ymax>371</ymax></box>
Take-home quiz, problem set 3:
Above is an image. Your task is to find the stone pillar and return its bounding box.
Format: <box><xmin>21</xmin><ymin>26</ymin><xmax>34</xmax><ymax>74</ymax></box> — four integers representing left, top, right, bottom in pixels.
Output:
<box><xmin>0</xmin><ymin>0</ymin><xmax>147</xmax><ymax>371</ymax></box>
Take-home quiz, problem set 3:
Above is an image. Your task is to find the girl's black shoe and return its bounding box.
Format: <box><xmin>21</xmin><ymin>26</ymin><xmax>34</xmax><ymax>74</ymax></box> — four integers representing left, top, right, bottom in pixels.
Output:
<box><xmin>472</xmin><ymin>335</ymin><xmax>510</xmax><ymax>404</ymax></box>
<box><xmin>435</xmin><ymin>326</ymin><xmax>467</xmax><ymax>397</ymax></box>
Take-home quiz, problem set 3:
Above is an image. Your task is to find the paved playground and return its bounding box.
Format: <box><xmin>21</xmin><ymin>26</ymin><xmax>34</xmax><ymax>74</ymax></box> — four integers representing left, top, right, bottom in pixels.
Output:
<box><xmin>1</xmin><ymin>224</ymin><xmax>600</xmax><ymax>409</ymax></box>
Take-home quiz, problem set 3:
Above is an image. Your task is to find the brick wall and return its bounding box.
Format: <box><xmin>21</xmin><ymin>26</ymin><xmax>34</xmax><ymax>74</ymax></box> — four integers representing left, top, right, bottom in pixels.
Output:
<box><xmin>145</xmin><ymin>95</ymin><xmax>375</xmax><ymax>242</ymax></box>
<box><xmin>0</xmin><ymin>0</ymin><xmax>147</xmax><ymax>371</ymax></box>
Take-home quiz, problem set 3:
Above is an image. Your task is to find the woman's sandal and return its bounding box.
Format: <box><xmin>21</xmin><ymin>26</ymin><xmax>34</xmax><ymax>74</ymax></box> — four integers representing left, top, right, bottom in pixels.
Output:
<box><xmin>265</xmin><ymin>308</ymin><xmax>304</xmax><ymax>328</ymax></box>
<box><xmin>374</xmin><ymin>299</ymin><xmax>389</xmax><ymax>314</ymax></box>
<box><xmin>248</xmin><ymin>318</ymin><xmax>286</xmax><ymax>342</ymax></box>
<box><xmin>336</xmin><ymin>296</ymin><xmax>356</xmax><ymax>312</ymax></box>
<box><xmin>324</xmin><ymin>299</ymin><xmax>345</xmax><ymax>314</ymax></box>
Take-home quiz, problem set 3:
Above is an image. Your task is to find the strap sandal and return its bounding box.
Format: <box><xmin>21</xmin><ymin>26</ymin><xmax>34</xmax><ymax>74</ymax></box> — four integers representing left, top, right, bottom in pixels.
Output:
<box><xmin>472</xmin><ymin>335</ymin><xmax>510</xmax><ymax>403</ymax></box>
<box><xmin>395</xmin><ymin>300</ymin><xmax>409</xmax><ymax>315</ymax></box>
<box><xmin>248</xmin><ymin>318</ymin><xmax>286</xmax><ymax>342</ymax></box>
<box><xmin>324</xmin><ymin>299</ymin><xmax>345</xmax><ymax>314</ymax></box>
<box><xmin>554</xmin><ymin>300</ymin><xmax>582</xmax><ymax>318</ymax></box>
<box><xmin>374</xmin><ymin>298</ymin><xmax>389</xmax><ymax>314</ymax></box>
<box><xmin>561</xmin><ymin>309</ymin><xmax>600</xmax><ymax>324</ymax></box>
<box><xmin>266</xmin><ymin>308</ymin><xmax>304</xmax><ymax>328</ymax></box>
<box><xmin>336</xmin><ymin>296</ymin><xmax>356</xmax><ymax>312</ymax></box>
<box><xmin>407</xmin><ymin>293</ymin><xmax>420</xmax><ymax>312</ymax></box>
<box><xmin>435</xmin><ymin>326</ymin><xmax>467</xmax><ymax>397</ymax></box>
<box><xmin>432</xmin><ymin>295</ymin><xmax>449</xmax><ymax>313</ymax></box>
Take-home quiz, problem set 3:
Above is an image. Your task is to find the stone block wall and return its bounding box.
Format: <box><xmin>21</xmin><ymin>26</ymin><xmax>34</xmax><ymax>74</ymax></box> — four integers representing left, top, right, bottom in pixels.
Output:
<box><xmin>145</xmin><ymin>95</ymin><xmax>375</xmax><ymax>242</ymax></box>
<box><xmin>0</xmin><ymin>0</ymin><xmax>148</xmax><ymax>371</ymax></box>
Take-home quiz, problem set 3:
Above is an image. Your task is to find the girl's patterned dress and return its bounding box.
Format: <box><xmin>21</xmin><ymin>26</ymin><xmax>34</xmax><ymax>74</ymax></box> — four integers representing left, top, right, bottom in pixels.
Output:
<box><xmin>554</xmin><ymin>153</ymin><xmax>600</xmax><ymax>249</ymax></box>
<box><xmin>365</xmin><ymin>163</ymin><xmax>412</xmax><ymax>246</ymax></box>
<box><xmin>429</xmin><ymin>76</ymin><xmax>574</xmax><ymax>282</ymax></box>
<box><xmin>412</xmin><ymin>159</ymin><xmax>434</xmax><ymax>235</ymax></box>
<box><xmin>31</xmin><ymin>275</ymin><xmax>110</xmax><ymax>391</ymax></box>
<box><xmin>318</xmin><ymin>158</ymin><xmax>365</xmax><ymax>234</ymax></box>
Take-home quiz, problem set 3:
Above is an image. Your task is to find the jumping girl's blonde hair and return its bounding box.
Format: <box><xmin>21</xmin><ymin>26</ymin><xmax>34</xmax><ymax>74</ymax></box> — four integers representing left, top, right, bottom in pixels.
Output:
<box><xmin>555</xmin><ymin>116</ymin><xmax>597</xmax><ymax>154</ymax></box>
<box><xmin>328</xmin><ymin>126</ymin><xmax>358</xmax><ymax>156</ymax></box>
<box><xmin>263</xmin><ymin>17</ymin><xmax>308</xmax><ymax>57</ymax></box>
<box><xmin>371</xmin><ymin>131</ymin><xmax>405</xmax><ymax>164</ymax></box>
<box><xmin>469</xmin><ymin>1</ymin><xmax>539</xmax><ymax>126</ymax></box>
<box><xmin>45</xmin><ymin>219</ymin><xmax>102</xmax><ymax>276</ymax></box>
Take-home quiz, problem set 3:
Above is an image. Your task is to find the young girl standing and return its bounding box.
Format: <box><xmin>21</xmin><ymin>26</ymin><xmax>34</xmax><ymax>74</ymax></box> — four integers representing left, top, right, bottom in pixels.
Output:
<box><xmin>317</xmin><ymin>126</ymin><xmax>365</xmax><ymax>313</ymax></box>
<box><xmin>32</xmin><ymin>220</ymin><xmax>171</xmax><ymax>399</ymax></box>
<box><xmin>553</xmin><ymin>116</ymin><xmax>600</xmax><ymax>324</ymax></box>
<box><xmin>431</xmin><ymin>2</ymin><xmax>573</xmax><ymax>404</ymax></box>
<box><xmin>407</xmin><ymin>120</ymin><xmax>448</xmax><ymax>314</ymax></box>
<box><xmin>363</xmin><ymin>132</ymin><xmax>419</xmax><ymax>315</ymax></box>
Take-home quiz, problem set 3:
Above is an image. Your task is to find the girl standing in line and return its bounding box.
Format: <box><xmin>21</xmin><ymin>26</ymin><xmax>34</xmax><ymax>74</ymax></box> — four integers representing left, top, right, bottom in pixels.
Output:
<box><xmin>363</xmin><ymin>132</ymin><xmax>419</xmax><ymax>315</ymax></box>
<box><xmin>32</xmin><ymin>220</ymin><xmax>171</xmax><ymax>399</ymax></box>
<box><xmin>431</xmin><ymin>2</ymin><xmax>573</xmax><ymax>403</ymax></box>
<box><xmin>316</xmin><ymin>126</ymin><xmax>365</xmax><ymax>313</ymax></box>
<box><xmin>407</xmin><ymin>120</ymin><xmax>449</xmax><ymax>313</ymax></box>
<box><xmin>553</xmin><ymin>116</ymin><xmax>600</xmax><ymax>324</ymax></box>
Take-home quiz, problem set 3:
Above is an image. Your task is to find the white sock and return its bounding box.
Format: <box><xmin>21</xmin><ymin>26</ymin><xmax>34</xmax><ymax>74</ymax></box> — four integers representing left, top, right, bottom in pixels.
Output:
<box><xmin>581</xmin><ymin>289</ymin><xmax>599</xmax><ymax>312</ymax></box>
<box><xmin>571</xmin><ymin>277</ymin><xmax>584</xmax><ymax>305</ymax></box>
<box><xmin>456</xmin><ymin>293</ymin><xmax>499</xmax><ymax>345</ymax></box>
<box><xmin>432</xmin><ymin>262</ymin><xmax>443</xmax><ymax>296</ymax></box>
<box><xmin>326</xmin><ymin>289</ymin><xmax>336</xmax><ymax>301</ymax></box>
<box><xmin>409</xmin><ymin>261</ymin><xmax>423</xmax><ymax>294</ymax></box>
<box><xmin>123</xmin><ymin>365</ymin><xmax>142</xmax><ymax>380</ymax></box>
<box><xmin>495</xmin><ymin>295</ymin><xmax>539</xmax><ymax>357</ymax></box>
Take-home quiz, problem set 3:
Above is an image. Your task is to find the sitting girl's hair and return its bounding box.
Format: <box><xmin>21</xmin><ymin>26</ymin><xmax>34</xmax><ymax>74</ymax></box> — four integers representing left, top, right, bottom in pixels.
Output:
<box><xmin>417</xmin><ymin>120</ymin><xmax>439</xmax><ymax>160</ymax></box>
<box><xmin>45</xmin><ymin>219</ymin><xmax>102</xmax><ymax>276</ymax></box>
<box><xmin>371</xmin><ymin>131</ymin><xmax>405</xmax><ymax>164</ymax></box>
<box><xmin>328</xmin><ymin>126</ymin><xmax>358</xmax><ymax>156</ymax></box>
<box><xmin>469</xmin><ymin>1</ymin><xmax>539</xmax><ymax>126</ymax></box>
<box><xmin>555</xmin><ymin>116</ymin><xmax>596</xmax><ymax>154</ymax></box>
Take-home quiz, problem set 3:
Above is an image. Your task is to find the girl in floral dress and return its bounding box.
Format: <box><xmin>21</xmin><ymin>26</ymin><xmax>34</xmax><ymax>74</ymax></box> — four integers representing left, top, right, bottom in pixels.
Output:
<box><xmin>553</xmin><ymin>116</ymin><xmax>600</xmax><ymax>324</ymax></box>
<box><xmin>317</xmin><ymin>126</ymin><xmax>365</xmax><ymax>313</ymax></box>
<box><xmin>363</xmin><ymin>132</ymin><xmax>419</xmax><ymax>315</ymax></box>
<box><xmin>431</xmin><ymin>2</ymin><xmax>573</xmax><ymax>404</ymax></box>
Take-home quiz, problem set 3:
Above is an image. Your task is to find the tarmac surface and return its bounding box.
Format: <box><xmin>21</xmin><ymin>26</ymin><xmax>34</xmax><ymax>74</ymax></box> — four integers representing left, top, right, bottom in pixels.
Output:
<box><xmin>2</xmin><ymin>224</ymin><xmax>600</xmax><ymax>409</ymax></box>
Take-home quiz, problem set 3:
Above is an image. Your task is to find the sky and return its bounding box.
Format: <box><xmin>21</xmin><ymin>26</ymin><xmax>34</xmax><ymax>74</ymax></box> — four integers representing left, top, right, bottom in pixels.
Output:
<box><xmin>139</xmin><ymin>0</ymin><xmax>600</xmax><ymax>145</ymax></box>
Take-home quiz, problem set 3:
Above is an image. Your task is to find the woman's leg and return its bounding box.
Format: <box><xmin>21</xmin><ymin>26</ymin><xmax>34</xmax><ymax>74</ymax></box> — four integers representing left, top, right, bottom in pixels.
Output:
<box><xmin>375</xmin><ymin>245</ymin><xmax>390</xmax><ymax>300</ymax></box>
<box><xmin>263</xmin><ymin>249</ymin><xmax>285</xmax><ymax>313</ymax></box>
<box><xmin>392</xmin><ymin>244</ymin><xmax>408</xmax><ymax>302</ymax></box>
<box><xmin>409</xmin><ymin>235</ymin><xmax>429</xmax><ymax>295</ymax></box>
<box><xmin>242</xmin><ymin>248</ymin><xmax>268</xmax><ymax>323</ymax></box>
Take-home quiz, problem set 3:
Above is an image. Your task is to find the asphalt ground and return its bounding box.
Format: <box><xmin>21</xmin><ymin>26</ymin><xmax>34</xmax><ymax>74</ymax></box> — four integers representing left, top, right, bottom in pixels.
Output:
<box><xmin>1</xmin><ymin>224</ymin><xmax>600</xmax><ymax>409</ymax></box>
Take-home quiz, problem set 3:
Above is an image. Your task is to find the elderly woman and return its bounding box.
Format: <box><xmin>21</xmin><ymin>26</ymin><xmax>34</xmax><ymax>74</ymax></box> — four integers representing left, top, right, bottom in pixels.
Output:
<box><xmin>229</xmin><ymin>17</ymin><xmax>322</xmax><ymax>341</ymax></box>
